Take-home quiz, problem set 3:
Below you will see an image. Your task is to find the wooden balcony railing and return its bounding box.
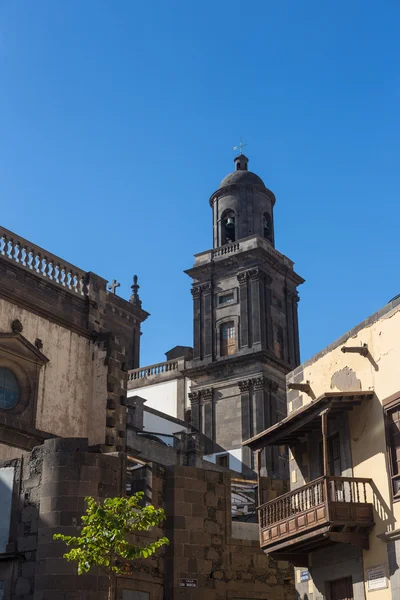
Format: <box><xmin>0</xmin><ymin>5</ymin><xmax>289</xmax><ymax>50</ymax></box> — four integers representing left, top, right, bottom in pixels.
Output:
<box><xmin>258</xmin><ymin>476</ymin><xmax>374</xmax><ymax>556</ymax></box>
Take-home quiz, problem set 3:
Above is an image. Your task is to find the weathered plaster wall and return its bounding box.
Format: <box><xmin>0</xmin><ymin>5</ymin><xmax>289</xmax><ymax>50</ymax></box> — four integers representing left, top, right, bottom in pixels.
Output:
<box><xmin>0</xmin><ymin>443</ymin><xmax>30</xmax><ymax>461</ymax></box>
<box><xmin>287</xmin><ymin>302</ymin><xmax>400</xmax><ymax>600</ymax></box>
<box><xmin>0</xmin><ymin>298</ymin><xmax>107</xmax><ymax>445</ymax></box>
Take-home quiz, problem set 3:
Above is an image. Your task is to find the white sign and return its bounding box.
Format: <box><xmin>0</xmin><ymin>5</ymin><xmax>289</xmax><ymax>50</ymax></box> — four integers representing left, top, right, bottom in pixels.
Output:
<box><xmin>367</xmin><ymin>565</ymin><xmax>387</xmax><ymax>591</ymax></box>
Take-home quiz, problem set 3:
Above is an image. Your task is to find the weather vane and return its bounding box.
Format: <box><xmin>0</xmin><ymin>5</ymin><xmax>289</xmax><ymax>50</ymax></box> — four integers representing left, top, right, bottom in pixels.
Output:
<box><xmin>233</xmin><ymin>137</ymin><xmax>247</xmax><ymax>155</ymax></box>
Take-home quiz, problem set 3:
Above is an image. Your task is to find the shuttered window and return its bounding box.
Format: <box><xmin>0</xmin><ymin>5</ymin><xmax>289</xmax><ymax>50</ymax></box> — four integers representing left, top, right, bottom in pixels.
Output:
<box><xmin>387</xmin><ymin>405</ymin><xmax>400</xmax><ymax>498</ymax></box>
<box><xmin>220</xmin><ymin>322</ymin><xmax>236</xmax><ymax>356</ymax></box>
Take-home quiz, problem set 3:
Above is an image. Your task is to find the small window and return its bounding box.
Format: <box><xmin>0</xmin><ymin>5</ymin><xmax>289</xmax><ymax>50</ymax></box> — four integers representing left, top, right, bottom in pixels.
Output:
<box><xmin>219</xmin><ymin>292</ymin><xmax>234</xmax><ymax>305</ymax></box>
<box><xmin>220</xmin><ymin>322</ymin><xmax>236</xmax><ymax>356</ymax></box>
<box><xmin>0</xmin><ymin>368</ymin><xmax>20</xmax><ymax>410</ymax></box>
<box><xmin>386</xmin><ymin>404</ymin><xmax>400</xmax><ymax>498</ymax></box>
<box><xmin>216</xmin><ymin>454</ymin><xmax>229</xmax><ymax>468</ymax></box>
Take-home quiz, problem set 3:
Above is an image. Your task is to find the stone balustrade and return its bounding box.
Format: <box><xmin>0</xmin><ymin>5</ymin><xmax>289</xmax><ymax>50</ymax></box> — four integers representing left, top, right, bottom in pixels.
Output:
<box><xmin>128</xmin><ymin>359</ymin><xmax>179</xmax><ymax>381</ymax></box>
<box><xmin>211</xmin><ymin>242</ymin><xmax>240</xmax><ymax>258</ymax></box>
<box><xmin>0</xmin><ymin>226</ymin><xmax>89</xmax><ymax>296</ymax></box>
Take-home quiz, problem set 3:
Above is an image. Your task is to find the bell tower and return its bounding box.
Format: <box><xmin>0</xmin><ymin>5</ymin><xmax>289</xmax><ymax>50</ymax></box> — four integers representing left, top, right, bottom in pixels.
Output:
<box><xmin>185</xmin><ymin>154</ymin><xmax>304</xmax><ymax>477</ymax></box>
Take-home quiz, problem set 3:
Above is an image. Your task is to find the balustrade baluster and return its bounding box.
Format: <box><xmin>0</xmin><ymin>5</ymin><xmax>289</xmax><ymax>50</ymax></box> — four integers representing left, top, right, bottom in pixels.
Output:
<box><xmin>363</xmin><ymin>482</ymin><xmax>367</xmax><ymax>503</ymax></box>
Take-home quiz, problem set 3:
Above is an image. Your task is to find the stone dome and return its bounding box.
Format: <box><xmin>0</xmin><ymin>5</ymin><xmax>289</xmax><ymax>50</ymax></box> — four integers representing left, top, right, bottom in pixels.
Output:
<box><xmin>219</xmin><ymin>169</ymin><xmax>266</xmax><ymax>189</ymax></box>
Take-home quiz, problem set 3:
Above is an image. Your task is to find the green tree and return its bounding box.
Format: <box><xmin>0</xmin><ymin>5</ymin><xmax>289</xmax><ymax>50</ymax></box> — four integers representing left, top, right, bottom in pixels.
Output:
<box><xmin>54</xmin><ymin>493</ymin><xmax>168</xmax><ymax>600</ymax></box>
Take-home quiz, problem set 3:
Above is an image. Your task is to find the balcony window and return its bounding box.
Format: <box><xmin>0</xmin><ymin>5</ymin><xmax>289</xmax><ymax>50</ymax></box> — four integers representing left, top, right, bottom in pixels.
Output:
<box><xmin>220</xmin><ymin>322</ymin><xmax>236</xmax><ymax>356</ymax></box>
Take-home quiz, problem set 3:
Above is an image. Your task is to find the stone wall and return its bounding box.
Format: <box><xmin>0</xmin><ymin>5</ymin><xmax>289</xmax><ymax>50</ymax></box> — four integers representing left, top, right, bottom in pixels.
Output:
<box><xmin>163</xmin><ymin>464</ymin><xmax>295</xmax><ymax>600</ymax></box>
<box><xmin>0</xmin><ymin>438</ymin><xmax>294</xmax><ymax>600</ymax></box>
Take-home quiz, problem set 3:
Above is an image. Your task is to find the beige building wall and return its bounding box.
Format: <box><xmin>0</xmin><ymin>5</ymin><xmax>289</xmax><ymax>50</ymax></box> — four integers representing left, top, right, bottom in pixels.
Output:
<box><xmin>288</xmin><ymin>303</ymin><xmax>400</xmax><ymax>600</ymax></box>
<box><xmin>0</xmin><ymin>298</ymin><xmax>107</xmax><ymax>447</ymax></box>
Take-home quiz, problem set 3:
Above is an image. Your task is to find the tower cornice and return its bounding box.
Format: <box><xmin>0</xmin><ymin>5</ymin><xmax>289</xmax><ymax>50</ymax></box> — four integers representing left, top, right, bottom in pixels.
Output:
<box><xmin>185</xmin><ymin>235</ymin><xmax>305</xmax><ymax>286</ymax></box>
<box><xmin>209</xmin><ymin>183</ymin><xmax>276</xmax><ymax>208</ymax></box>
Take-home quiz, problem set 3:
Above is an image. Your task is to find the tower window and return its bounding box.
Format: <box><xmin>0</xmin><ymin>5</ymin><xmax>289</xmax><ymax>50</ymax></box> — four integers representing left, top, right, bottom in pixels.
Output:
<box><xmin>219</xmin><ymin>292</ymin><xmax>234</xmax><ymax>305</ymax></box>
<box><xmin>221</xmin><ymin>210</ymin><xmax>236</xmax><ymax>244</ymax></box>
<box><xmin>236</xmin><ymin>162</ymin><xmax>241</xmax><ymax>171</ymax></box>
<box><xmin>263</xmin><ymin>213</ymin><xmax>272</xmax><ymax>242</ymax></box>
<box><xmin>220</xmin><ymin>322</ymin><xmax>236</xmax><ymax>356</ymax></box>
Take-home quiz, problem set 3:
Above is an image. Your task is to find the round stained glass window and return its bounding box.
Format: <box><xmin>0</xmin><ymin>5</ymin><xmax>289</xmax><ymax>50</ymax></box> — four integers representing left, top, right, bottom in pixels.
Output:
<box><xmin>0</xmin><ymin>368</ymin><xmax>20</xmax><ymax>409</ymax></box>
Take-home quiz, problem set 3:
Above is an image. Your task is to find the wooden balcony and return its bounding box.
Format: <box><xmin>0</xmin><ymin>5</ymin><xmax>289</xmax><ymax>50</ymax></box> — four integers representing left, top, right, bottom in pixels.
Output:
<box><xmin>258</xmin><ymin>476</ymin><xmax>374</xmax><ymax>565</ymax></box>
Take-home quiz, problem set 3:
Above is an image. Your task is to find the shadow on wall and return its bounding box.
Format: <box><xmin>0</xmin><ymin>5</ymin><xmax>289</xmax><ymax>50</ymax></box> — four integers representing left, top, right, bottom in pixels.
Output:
<box><xmin>351</xmin><ymin>395</ymin><xmax>396</xmax><ymax>534</ymax></box>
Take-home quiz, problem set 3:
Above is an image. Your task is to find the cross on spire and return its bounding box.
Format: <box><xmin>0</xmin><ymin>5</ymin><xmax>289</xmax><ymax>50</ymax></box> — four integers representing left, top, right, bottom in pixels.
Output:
<box><xmin>108</xmin><ymin>279</ymin><xmax>120</xmax><ymax>295</ymax></box>
<box><xmin>233</xmin><ymin>137</ymin><xmax>248</xmax><ymax>155</ymax></box>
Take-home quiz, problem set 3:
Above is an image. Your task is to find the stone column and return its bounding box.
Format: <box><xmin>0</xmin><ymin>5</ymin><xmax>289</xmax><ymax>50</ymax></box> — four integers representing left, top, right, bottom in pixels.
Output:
<box><xmin>239</xmin><ymin>379</ymin><xmax>252</xmax><ymax>470</ymax></box>
<box><xmin>191</xmin><ymin>286</ymin><xmax>202</xmax><ymax>360</ymax></box>
<box><xmin>189</xmin><ymin>391</ymin><xmax>201</xmax><ymax>431</ymax></box>
<box><xmin>285</xmin><ymin>289</ymin><xmax>296</xmax><ymax>366</ymax></box>
<box><xmin>249</xmin><ymin>268</ymin><xmax>262</xmax><ymax>348</ymax></box>
<box><xmin>293</xmin><ymin>292</ymin><xmax>301</xmax><ymax>365</ymax></box>
<box><xmin>253</xmin><ymin>376</ymin><xmax>272</xmax><ymax>478</ymax></box>
<box><xmin>264</xmin><ymin>275</ymin><xmax>273</xmax><ymax>351</ymax></box>
<box><xmin>239</xmin><ymin>379</ymin><xmax>252</xmax><ymax>442</ymax></box>
<box><xmin>202</xmin><ymin>388</ymin><xmax>214</xmax><ymax>454</ymax></box>
<box><xmin>202</xmin><ymin>283</ymin><xmax>213</xmax><ymax>359</ymax></box>
<box><xmin>237</xmin><ymin>271</ymin><xmax>249</xmax><ymax>348</ymax></box>
<box><xmin>252</xmin><ymin>376</ymin><xmax>267</xmax><ymax>435</ymax></box>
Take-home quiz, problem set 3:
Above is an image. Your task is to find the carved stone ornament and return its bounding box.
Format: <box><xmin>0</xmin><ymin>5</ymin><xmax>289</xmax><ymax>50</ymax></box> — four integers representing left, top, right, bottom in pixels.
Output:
<box><xmin>201</xmin><ymin>283</ymin><xmax>212</xmax><ymax>295</ymax></box>
<box><xmin>248</xmin><ymin>268</ymin><xmax>261</xmax><ymax>281</ymax></box>
<box><xmin>237</xmin><ymin>272</ymin><xmax>248</xmax><ymax>285</ymax></box>
<box><xmin>191</xmin><ymin>286</ymin><xmax>201</xmax><ymax>298</ymax></box>
<box><xmin>188</xmin><ymin>391</ymin><xmax>201</xmax><ymax>403</ymax></box>
<box><xmin>253</xmin><ymin>376</ymin><xmax>267</xmax><ymax>391</ymax></box>
<box><xmin>35</xmin><ymin>338</ymin><xmax>44</xmax><ymax>351</ymax></box>
<box><xmin>201</xmin><ymin>388</ymin><xmax>213</xmax><ymax>401</ymax></box>
<box><xmin>238</xmin><ymin>379</ymin><xmax>251</xmax><ymax>393</ymax></box>
<box><xmin>11</xmin><ymin>319</ymin><xmax>23</xmax><ymax>334</ymax></box>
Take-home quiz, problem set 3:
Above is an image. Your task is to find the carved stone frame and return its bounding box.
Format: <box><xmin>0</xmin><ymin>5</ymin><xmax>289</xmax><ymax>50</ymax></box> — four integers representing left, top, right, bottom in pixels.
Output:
<box><xmin>215</xmin><ymin>315</ymin><xmax>240</xmax><ymax>358</ymax></box>
<box><xmin>0</xmin><ymin>332</ymin><xmax>49</xmax><ymax>429</ymax></box>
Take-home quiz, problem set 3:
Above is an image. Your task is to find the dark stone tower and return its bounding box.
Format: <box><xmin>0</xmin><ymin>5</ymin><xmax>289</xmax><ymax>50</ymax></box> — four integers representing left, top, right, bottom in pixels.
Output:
<box><xmin>185</xmin><ymin>154</ymin><xmax>304</xmax><ymax>477</ymax></box>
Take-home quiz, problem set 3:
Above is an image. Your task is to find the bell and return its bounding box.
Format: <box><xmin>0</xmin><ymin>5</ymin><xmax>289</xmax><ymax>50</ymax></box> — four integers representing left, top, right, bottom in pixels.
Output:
<box><xmin>226</xmin><ymin>217</ymin><xmax>235</xmax><ymax>228</ymax></box>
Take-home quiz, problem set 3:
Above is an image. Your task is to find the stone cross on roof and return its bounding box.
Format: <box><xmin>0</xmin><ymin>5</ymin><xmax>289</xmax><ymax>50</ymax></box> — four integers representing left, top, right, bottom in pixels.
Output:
<box><xmin>108</xmin><ymin>279</ymin><xmax>120</xmax><ymax>295</ymax></box>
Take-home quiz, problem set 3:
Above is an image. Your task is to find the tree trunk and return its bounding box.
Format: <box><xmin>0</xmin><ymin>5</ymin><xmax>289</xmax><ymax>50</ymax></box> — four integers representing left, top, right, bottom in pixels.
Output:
<box><xmin>109</xmin><ymin>575</ymin><xmax>117</xmax><ymax>600</ymax></box>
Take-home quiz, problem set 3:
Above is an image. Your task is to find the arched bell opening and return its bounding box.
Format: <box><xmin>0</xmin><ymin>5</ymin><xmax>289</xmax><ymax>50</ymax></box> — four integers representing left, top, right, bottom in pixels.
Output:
<box><xmin>221</xmin><ymin>210</ymin><xmax>236</xmax><ymax>244</ymax></box>
<box><xmin>263</xmin><ymin>212</ymin><xmax>273</xmax><ymax>243</ymax></box>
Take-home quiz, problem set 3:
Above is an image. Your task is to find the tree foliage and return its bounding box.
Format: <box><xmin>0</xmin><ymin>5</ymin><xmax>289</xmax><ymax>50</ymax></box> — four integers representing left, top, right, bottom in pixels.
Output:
<box><xmin>53</xmin><ymin>493</ymin><xmax>169</xmax><ymax>578</ymax></box>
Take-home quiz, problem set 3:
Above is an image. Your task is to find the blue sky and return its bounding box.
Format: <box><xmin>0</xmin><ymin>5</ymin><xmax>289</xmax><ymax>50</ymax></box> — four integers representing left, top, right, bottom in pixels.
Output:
<box><xmin>1</xmin><ymin>1</ymin><xmax>399</xmax><ymax>367</ymax></box>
